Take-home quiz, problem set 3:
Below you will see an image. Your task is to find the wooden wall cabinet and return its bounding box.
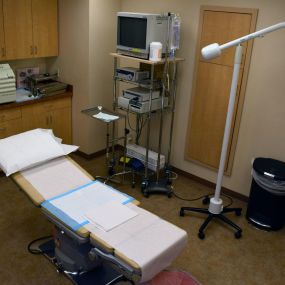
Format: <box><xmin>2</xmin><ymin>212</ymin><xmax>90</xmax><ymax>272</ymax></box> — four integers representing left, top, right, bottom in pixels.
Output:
<box><xmin>21</xmin><ymin>97</ymin><xmax>72</xmax><ymax>144</ymax></box>
<box><xmin>1</xmin><ymin>0</ymin><xmax>58</xmax><ymax>61</ymax></box>
<box><xmin>31</xmin><ymin>0</ymin><xmax>58</xmax><ymax>58</ymax></box>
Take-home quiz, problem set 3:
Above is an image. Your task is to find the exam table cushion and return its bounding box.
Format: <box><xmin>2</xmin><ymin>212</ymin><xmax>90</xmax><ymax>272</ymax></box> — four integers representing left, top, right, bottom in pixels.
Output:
<box><xmin>0</xmin><ymin>129</ymin><xmax>78</xmax><ymax>176</ymax></box>
<box><xmin>88</xmin><ymin>203</ymin><xmax>188</xmax><ymax>283</ymax></box>
<box><xmin>11</xmin><ymin>155</ymin><xmax>94</xmax><ymax>238</ymax></box>
<box><xmin>11</xmin><ymin>156</ymin><xmax>94</xmax><ymax>205</ymax></box>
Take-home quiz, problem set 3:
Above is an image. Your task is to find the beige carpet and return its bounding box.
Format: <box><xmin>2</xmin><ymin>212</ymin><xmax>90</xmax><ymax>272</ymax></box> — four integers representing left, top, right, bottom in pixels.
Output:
<box><xmin>0</xmin><ymin>153</ymin><xmax>284</xmax><ymax>285</ymax></box>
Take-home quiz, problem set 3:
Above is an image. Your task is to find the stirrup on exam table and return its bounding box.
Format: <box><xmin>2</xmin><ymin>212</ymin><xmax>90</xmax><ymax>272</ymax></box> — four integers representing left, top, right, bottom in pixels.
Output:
<box><xmin>4</xmin><ymin>130</ymin><xmax>187</xmax><ymax>284</ymax></box>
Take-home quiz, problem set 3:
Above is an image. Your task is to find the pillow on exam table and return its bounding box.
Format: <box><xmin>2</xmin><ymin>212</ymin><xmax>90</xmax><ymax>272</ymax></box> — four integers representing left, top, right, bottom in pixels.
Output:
<box><xmin>0</xmin><ymin>129</ymin><xmax>78</xmax><ymax>176</ymax></box>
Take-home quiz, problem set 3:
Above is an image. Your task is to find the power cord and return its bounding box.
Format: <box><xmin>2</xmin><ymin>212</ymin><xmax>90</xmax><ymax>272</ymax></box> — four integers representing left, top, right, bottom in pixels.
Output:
<box><xmin>126</xmin><ymin>101</ymin><xmax>147</xmax><ymax>143</ymax></box>
<box><xmin>27</xmin><ymin>235</ymin><xmax>52</xmax><ymax>255</ymax></box>
<box><xmin>169</xmin><ymin>170</ymin><xmax>234</xmax><ymax>207</ymax></box>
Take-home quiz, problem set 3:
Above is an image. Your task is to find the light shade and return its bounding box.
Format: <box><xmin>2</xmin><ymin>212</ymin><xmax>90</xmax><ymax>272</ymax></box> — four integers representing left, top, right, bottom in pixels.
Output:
<box><xmin>201</xmin><ymin>43</ymin><xmax>221</xmax><ymax>60</ymax></box>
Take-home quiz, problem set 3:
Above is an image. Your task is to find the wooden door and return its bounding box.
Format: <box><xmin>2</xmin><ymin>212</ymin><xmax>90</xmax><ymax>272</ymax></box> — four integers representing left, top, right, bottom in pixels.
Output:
<box><xmin>32</xmin><ymin>0</ymin><xmax>58</xmax><ymax>57</ymax></box>
<box><xmin>3</xmin><ymin>0</ymin><xmax>33</xmax><ymax>60</ymax></box>
<box><xmin>0</xmin><ymin>1</ymin><xmax>6</xmax><ymax>60</ymax></box>
<box><xmin>50</xmin><ymin>107</ymin><xmax>72</xmax><ymax>144</ymax></box>
<box><xmin>185</xmin><ymin>6</ymin><xmax>258</xmax><ymax>174</ymax></box>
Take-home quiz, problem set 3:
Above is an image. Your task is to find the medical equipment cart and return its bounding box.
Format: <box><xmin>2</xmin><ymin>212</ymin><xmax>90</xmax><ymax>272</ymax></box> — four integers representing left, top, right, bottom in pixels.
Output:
<box><xmin>110</xmin><ymin>52</ymin><xmax>184</xmax><ymax>197</ymax></box>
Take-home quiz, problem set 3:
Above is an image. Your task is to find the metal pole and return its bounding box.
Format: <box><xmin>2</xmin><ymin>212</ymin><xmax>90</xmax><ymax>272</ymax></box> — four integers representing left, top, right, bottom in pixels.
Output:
<box><xmin>135</xmin><ymin>114</ymin><xmax>140</xmax><ymax>144</ymax></box>
<box><xmin>167</xmin><ymin>61</ymin><xmax>178</xmax><ymax>166</ymax></box>
<box><xmin>213</xmin><ymin>45</ymin><xmax>243</xmax><ymax>203</ymax></box>
<box><xmin>144</xmin><ymin>64</ymin><xmax>155</xmax><ymax>180</ymax></box>
<box><xmin>111</xmin><ymin>57</ymin><xmax>118</xmax><ymax>165</ymax></box>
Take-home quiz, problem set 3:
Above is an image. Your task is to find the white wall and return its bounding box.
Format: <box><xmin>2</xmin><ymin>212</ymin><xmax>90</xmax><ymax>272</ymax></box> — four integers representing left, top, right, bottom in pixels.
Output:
<box><xmin>47</xmin><ymin>0</ymin><xmax>120</xmax><ymax>154</ymax></box>
<box><xmin>120</xmin><ymin>0</ymin><xmax>285</xmax><ymax>196</ymax></box>
<box><xmin>46</xmin><ymin>0</ymin><xmax>91</xmax><ymax>151</ymax></box>
<box><xmin>47</xmin><ymin>0</ymin><xmax>285</xmax><ymax>197</ymax></box>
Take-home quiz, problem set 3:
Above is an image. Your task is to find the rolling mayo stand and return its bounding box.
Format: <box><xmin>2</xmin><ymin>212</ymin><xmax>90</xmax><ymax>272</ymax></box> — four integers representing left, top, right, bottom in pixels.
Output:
<box><xmin>82</xmin><ymin>106</ymin><xmax>133</xmax><ymax>184</ymax></box>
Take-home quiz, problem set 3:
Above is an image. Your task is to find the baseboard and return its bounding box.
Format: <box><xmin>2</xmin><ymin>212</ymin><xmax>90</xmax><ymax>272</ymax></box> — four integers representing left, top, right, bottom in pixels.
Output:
<box><xmin>172</xmin><ymin>166</ymin><xmax>248</xmax><ymax>202</ymax></box>
<box><xmin>75</xmin><ymin>146</ymin><xmax>248</xmax><ymax>202</ymax></box>
<box><xmin>75</xmin><ymin>149</ymin><xmax>106</xmax><ymax>160</ymax></box>
<box><xmin>75</xmin><ymin>145</ymin><xmax>123</xmax><ymax>160</ymax></box>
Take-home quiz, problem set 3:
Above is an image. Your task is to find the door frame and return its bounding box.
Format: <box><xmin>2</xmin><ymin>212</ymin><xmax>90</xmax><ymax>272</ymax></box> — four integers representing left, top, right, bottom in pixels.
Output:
<box><xmin>185</xmin><ymin>5</ymin><xmax>258</xmax><ymax>175</ymax></box>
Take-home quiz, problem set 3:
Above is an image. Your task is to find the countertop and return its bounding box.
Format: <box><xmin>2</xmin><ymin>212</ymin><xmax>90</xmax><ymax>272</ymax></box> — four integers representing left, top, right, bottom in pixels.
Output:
<box><xmin>0</xmin><ymin>85</ymin><xmax>73</xmax><ymax>111</ymax></box>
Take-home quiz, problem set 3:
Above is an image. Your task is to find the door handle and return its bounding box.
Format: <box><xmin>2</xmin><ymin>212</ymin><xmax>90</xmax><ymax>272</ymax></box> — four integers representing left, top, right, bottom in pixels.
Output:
<box><xmin>1</xmin><ymin>47</ymin><xmax>5</xmax><ymax>57</ymax></box>
<box><xmin>34</xmin><ymin>46</ymin><xmax>38</xmax><ymax>55</ymax></box>
<box><xmin>30</xmin><ymin>46</ymin><xmax>34</xmax><ymax>55</ymax></box>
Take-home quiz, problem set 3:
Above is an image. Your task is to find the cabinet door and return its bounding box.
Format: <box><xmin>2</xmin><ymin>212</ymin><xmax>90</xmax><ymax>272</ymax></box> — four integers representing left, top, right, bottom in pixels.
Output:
<box><xmin>0</xmin><ymin>1</ymin><xmax>5</xmax><ymax>60</ymax></box>
<box><xmin>0</xmin><ymin>119</ymin><xmax>22</xmax><ymax>138</ymax></box>
<box><xmin>3</xmin><ymin>0</ymin><xmax>33</xmax><ymax>60</ymax></box>
<box><xmin>50</xmin><ymin>107</ymin><xmax>72</xmax><ymax>144</ymax></box>
<box><xmin>32</xmin><ymin>0</ymin><xmax>58</xmax><ymax>57</ymax></box>
<box><xmin>22</xmin><ymin>97</ymin><xmax>72</xmax><ymax>144</ymax></box>
<box><xmin>185</xmin><ymin>7</ymin><xmax>258</xmax><ymax>174</ymax></box>
<box><xmin>21</xmin><ymin>104</ymin><xmax>49</xmax><ymax>131</ymax></box>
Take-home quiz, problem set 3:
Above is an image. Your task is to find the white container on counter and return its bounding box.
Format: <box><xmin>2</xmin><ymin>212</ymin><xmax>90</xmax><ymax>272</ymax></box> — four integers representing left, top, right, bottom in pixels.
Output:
<box><xmin>149</xmin><ymin>42</ymin><xmax>162</xmax><ymax>61</ymax></box>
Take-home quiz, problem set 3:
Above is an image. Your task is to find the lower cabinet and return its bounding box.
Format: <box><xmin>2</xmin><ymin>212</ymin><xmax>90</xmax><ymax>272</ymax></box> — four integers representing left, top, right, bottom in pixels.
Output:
<box><xmin>21</xmin><ymin>96</ymin><xmax>72</xmax><ymax>144</ymax></box>
<box><xmin>0</xmin><ymin>95</ymin><xmax>72</xmax><ymax>143</ymax></box>
<box><xmin>0</xmin><ymin>107</ymin><xmax>22</xmax><ymax>138</ymax></box>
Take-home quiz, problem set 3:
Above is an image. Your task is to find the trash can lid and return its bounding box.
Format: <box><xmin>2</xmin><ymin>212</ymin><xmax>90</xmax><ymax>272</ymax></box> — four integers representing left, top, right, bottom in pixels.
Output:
<box><xmin>253</xmin><ymin>157</ymin><xmax>285</xmax><ymax>181</ymax></box>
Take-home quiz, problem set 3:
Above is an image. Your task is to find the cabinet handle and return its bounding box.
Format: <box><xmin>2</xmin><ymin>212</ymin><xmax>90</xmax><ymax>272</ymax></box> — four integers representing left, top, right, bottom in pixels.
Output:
<box><xmin>1</xmin><ymin>47</ymin><xmax>5</xmax><ymax>57</ymax></box>
<box><xmin>46</xmin><ymin>116</ymin><xmax>49</xmax><ymax>125</ymax></box>
<box><xmin>50</xmin><ymin>115</ymin><xmax>52</xmax><ymax>124</ymax></box>
<box><xmin>30</xmin><ymin>46</ymin><xmax>34</xmax><ymax>55</ymax></box>
<box><xmin>34</xmin><ymin>46</ymin><xmax>38</xmax><ymax>55</ymax></box>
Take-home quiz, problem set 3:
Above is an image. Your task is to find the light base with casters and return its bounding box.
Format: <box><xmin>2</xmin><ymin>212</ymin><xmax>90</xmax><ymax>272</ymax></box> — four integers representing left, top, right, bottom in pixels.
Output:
<box><xmin>180</xmin><ymin>199</ymin><xmax>242</xmax><ymax>239</ymax></box>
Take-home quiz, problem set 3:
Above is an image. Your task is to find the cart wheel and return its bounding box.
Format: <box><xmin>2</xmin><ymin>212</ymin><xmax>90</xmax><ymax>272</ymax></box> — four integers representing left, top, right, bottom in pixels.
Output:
<box><xmin>141</xmin><ymin>181</ymin><xmax>148</xmax><ymax>191</ymax></box>
<box><xmin>167</xmin><ymin>192</ymin><xmax>172</xmax><ymax>198</ymax></box>
<box><xmin>143</xmin><ymin>191</ymin><xmax>149</xmax><ymax>198</ymax></box>
<box><xmin>235</xmin><ymin>231</ymin><xmax>242</xmax><ymax>239</ymax></box>
<box><xmin>179</xmin><ymin>209</ymin><xmax>184</xmax><ymax>217</ymax></box>
<box><xmin>202</xmin><ymin>196</ymin><xmax>210</xmax><ymax>205</ymax></box>
<box><xmin>131</xmin><ymin>182</ymin><xmax>135</xmax><ymax>188</ymax></box>
<box><xmin>235</xmin><ymin>209</ymin><xmax>242</xmax><ymax>216</ymax></box>
<box><xmin>108</xmin><ymin>167</ymin><xmax>115</xmax><ymax>176</ymax></box>
<box><xmin>198</xmin><ymin>232</ymin><xmax>205</xmax><ymax>240</ymax></box>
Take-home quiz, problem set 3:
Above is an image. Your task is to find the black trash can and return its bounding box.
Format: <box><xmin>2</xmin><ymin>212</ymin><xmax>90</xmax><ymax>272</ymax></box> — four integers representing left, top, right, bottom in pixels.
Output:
<box><xmin>246</xmin><ymin>157</ymin><xmax>285</xmax><ymax>231</ymax></box>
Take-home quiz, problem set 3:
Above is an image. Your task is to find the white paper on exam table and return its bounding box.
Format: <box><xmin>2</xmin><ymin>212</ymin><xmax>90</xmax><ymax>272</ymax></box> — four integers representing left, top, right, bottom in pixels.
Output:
<box><xmin>86</xmin><ymin>203</ymin><xmax>188</xmax><ymax>283</ymax></box>
<box><xmin>85</xmin><ymin>201</ymin><xmax>138</xmax><ymax>232</ymax></box>
<box><xmin>47</xmin><ymin>181</ymin><xmax>133</xmax><ymax>225</ymax></box>
<box><xmin>21</xmin><ymin>156</ymin><xmax>92</xmax><ymax>200</ymax></box>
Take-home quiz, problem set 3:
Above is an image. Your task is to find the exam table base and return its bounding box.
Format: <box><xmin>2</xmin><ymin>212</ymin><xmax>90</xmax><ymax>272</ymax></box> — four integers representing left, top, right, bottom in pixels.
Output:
<box><xmin>38</xmin><ymin>239</ymin><xmax>131</xmax><ymax>285</ymax></box>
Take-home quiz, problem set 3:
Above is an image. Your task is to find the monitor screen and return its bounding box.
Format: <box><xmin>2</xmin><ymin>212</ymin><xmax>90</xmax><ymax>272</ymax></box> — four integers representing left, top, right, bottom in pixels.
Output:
<box><xmin>118</xmin><ymin>17</ymin><xmax>147</xmax><ymax>49</ymax></box>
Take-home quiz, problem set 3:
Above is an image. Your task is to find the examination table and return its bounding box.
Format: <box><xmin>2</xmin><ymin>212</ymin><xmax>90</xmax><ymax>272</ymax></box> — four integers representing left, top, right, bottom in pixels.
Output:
<box><xmin>9</xmin><ymin>154</ymin><xmax>187</xmax><ymax>284</ymax></box>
